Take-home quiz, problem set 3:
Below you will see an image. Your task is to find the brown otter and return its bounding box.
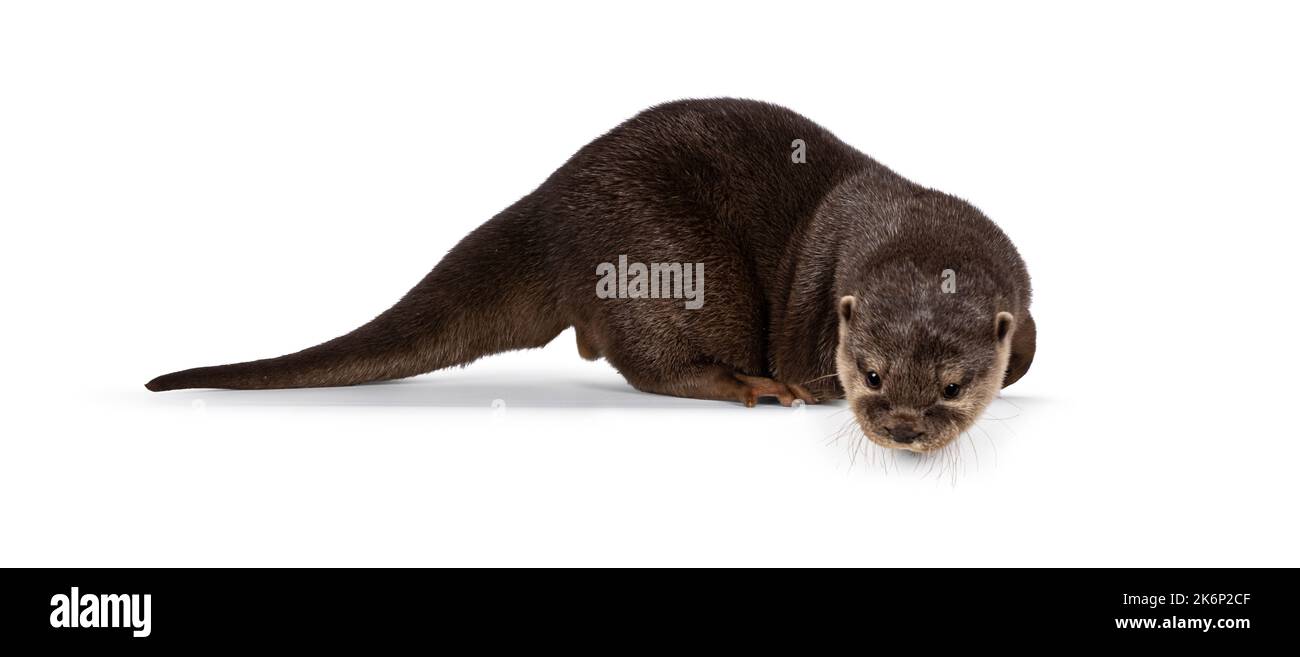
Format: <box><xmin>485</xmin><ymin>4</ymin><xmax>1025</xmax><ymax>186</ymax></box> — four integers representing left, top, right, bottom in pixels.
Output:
<box><xmin>146</xmin><ymin>98</ymin><xmax>1035</xmax><ymax>452</ymax></box>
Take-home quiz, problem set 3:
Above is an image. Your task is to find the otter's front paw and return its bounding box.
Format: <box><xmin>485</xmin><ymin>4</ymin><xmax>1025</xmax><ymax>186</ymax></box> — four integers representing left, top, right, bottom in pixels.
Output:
<box><xmin>734</xmin><ymin>374</ymin><xmax>819</xmax><ymax>407</ymax></box>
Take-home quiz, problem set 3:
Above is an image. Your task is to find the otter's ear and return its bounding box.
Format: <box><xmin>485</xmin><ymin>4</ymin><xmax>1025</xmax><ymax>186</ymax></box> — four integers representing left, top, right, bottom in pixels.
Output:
<box><xmin>839</xmin><ymin>295</ymin><xmax>856</xmax><ymax>324</ymax></box>
<box><xmin>995</xmin><ymin>311</ymin><xmax>1016</xmax><ymax>346</ymax></box>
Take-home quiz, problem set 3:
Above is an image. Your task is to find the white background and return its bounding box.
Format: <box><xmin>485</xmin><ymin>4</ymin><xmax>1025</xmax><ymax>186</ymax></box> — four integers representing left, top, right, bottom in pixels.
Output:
<box><xmin>2</xmin><ymin>1</ymin><xmax>1297</xmax><ymax>566</ymax></box>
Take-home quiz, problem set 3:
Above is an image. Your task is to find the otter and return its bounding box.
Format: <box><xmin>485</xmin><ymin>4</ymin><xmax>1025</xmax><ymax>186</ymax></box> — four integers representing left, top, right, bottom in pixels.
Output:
<box><xmin>146</xmin><ymin>98</ymin><xmax>1035</xmax><ymax>453</ymax></box>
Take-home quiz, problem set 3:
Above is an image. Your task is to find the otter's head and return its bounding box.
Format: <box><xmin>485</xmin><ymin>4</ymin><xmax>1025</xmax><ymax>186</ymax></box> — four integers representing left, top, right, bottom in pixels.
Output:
<box><xmin>835</xmin><ymin>295</ymin><xmax>1015</xmax><ymax>453</ymax></box>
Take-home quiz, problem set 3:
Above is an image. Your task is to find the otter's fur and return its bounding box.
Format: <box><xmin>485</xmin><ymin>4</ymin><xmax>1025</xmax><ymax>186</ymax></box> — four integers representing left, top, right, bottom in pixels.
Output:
<box><xmin>147</xmin><ymin>98</ymin><xmax>1035</xmax><ymax>451</ymax></box>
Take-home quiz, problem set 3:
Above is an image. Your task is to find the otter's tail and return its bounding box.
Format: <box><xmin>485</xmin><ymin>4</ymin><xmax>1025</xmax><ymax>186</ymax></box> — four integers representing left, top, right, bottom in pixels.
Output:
<box><xmin>145</xmin><ymin>205</ymin><xmax>568</xmax><ymax>392</ymax></box>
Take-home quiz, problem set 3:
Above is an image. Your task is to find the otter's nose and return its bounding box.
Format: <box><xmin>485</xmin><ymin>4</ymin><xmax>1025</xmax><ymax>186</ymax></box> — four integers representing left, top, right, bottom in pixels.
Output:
<box><xmin>887</xmin><ymin>425</ymin><xmax>922</xmax><ymax>443</ymax></box>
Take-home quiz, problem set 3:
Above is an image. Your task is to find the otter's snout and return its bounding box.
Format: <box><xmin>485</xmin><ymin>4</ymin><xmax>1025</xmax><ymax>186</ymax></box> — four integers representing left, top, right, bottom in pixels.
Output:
<box><xmin>886</xmin><ymin>424</ymin><xmax>923</xmax><ymax>444</ymax></box>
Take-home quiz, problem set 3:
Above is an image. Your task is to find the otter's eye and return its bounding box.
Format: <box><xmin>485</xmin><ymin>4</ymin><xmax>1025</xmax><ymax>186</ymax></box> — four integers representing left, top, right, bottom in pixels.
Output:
<box><xmin>865</xmin><ymin>371</ymin><xmax>882</xmax><ymax>389</ymax></box>
<box><xmin>942</xmin><ymin>383</ymin><xmax>961</xmax><ymax>400</ymax></box>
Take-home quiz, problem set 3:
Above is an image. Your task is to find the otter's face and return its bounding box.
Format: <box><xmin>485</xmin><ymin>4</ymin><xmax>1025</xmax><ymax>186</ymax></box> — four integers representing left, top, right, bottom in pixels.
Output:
<box><xmin>835</xmin><ymin>295</ymin><xmax>1016</xmax><ymax>453</ymax></box>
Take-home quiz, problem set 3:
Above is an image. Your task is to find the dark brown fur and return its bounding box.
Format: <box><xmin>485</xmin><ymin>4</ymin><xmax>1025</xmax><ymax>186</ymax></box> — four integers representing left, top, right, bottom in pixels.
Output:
<box><xmin>147</xmin><ymin>98</ymin><xmax>1034</xmax><ymax>444</ymax></box>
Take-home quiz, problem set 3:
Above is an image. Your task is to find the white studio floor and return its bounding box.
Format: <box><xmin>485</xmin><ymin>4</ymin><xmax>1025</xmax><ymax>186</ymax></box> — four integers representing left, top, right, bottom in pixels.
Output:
<box><xmin>2</xmin><ymin>331</ymin><xmax>1290</xmax><ymax>567</ymax></box>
